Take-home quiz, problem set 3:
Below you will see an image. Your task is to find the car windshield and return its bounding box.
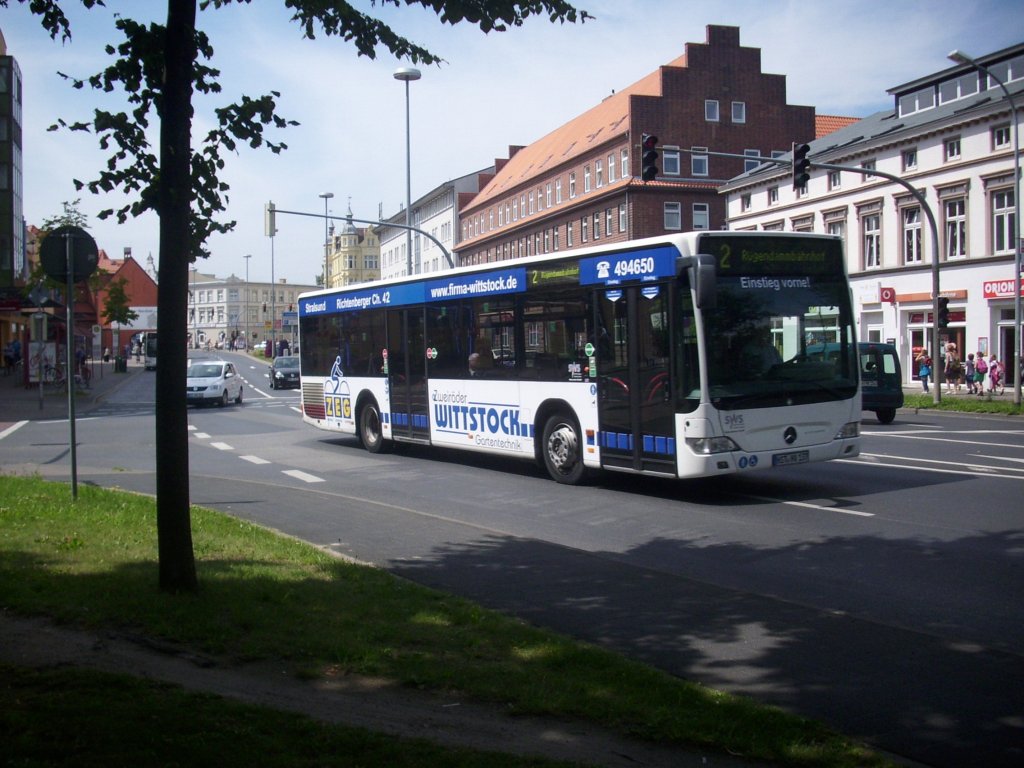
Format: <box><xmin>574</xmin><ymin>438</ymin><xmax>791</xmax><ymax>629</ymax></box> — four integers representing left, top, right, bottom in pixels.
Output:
<box><xmin>190</xmin><ymin>364</ymin><xmax>224</xmax><ymax>378</ymax></box>
<box><xmin>275</xmin><ymin>357</ymin><xmax>299</xmax><ymax>369</ymax></box>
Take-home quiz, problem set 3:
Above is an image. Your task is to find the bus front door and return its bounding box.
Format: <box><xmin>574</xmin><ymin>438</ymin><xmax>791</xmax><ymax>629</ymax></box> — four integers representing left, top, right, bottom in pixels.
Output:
<box><xmin>596</xmin><ymin>284</ymin><xmax>675</xmax><ymax>474</ymax></box>
<box><xmin>387</xmin><ymin>309</ymin><xmax>430</xmax><ymax>442</ymax></box>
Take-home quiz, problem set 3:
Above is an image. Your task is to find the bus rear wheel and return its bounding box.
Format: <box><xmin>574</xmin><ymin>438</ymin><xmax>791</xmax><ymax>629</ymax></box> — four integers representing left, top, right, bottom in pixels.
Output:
<box><xmin>541</xmin><ymin>412</ymin><xmax>588</xmax><ymax>485</ymax></box>
<box><xmin>359</xmin><ymin>401</ymin><xmax>389</xmax><ymax>454</ymax></box>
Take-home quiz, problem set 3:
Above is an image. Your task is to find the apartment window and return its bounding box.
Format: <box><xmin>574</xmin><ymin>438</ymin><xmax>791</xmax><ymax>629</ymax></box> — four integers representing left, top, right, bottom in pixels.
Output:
<box><xmin>537</xmin><ymin>187</ymin><xmax>544</xmax><ymax>211</ymax></box>
<box><xmin>567</xmin><ymin>222</ymin><xmax>574</xmax><ymax>248</ymax></box>
<box><xmin>583</xmin><ymin>165</ymin><xmax>591</xmax><ymax>193</ymax></box>
<box><xmin>825</xmin><ymin>218</ymin><xmax>846</xmax><ymax>245</ymax></box>
<box><xmin>939</xmin><ymin>72</ymin><xmax>979</xmax><ymax>104</ymax></box>
<box><xmin>944</xmin><ymin>137</ymin><xmax>961</xmax><ymax>162</ymax></box>
<box><xmin>902</xmin><ymin>149</ymin><xmax>918</xmax><ymax>171</ymax></box>
<box><xmin>529</xmin><ymin>190</ymin><xmax>535</xmax><ymax>215</ymax></box>
<box><xmin>664</xmin><ymin>202</ymin><xmax>682</xmax><ymax>230</ymax></box>
<box><xmin>620</xmin><ymin>148</ymin><xmax>629</xmax><ymax>179</ymax></box>
<box><xmin>768</xmin><ymin>186</ymin><xmax>779</xmax><ymax>205</ymax></box>
<box><xmin>618</xmin><ymin>203</ymin><xmax>627</xmax><ymax>233</ymax></box>
<box><xmin>828</xmin><ymin>170</ymin><xmax>841</xmax><ymax>191</ymax></box>
<box><xmin>691</xmin><ymin>147</ymin><xmax>708</xmax><ymax>177</ymax></box>
<box><xmin>498</xmin><ymin>205</ymin><xmax>504</xmax><ymax>227</ymax></box>
<box><xmin>663</xmin><ymin>148</ymin><xmax>681</xmax><ymax>175</ymax></box>
<box><xmin>743</xmin><ymin>149</ymin><xmax>761</xmax><ymax>173</ymax></box>
<box><xmin>607</xmin><ymin>153</ymin><xmax>616</xmax><ymax>183</ymax></box>
<box><xmin>569</xmin><ymin>172</ymin><xmax>576</xmax><ymax>198</ymax></box>
<box><xmin>521</xmin><ymin>194</ymin><xmax>526</xmax><ymax>217</ymax></box>
<box><xmin>556</xmin><ymin>178</ymin><xmax>562</xmax><ymax>204</ymax></box>
<box><xmin>902</xmin><ymin>207</ymin><xmax>923</xmax><ymax>265</ymax></box>
<box><xmin>705</xmin><ymin>99</ymin><xmax>720</xmax><ymax>122</ymax></box>
<box><xmin>596</xmin><ymin>159</ymin><xmax>604</xmax><ymax>188</ymax></box>
<box><xmin>862</xmin><ymin>214</ymin><xmax>881</xmax><ymax>269</ymax></box>
<box><xmin>898</xmin><ymin>86</ymin><xmax>935</xmax><ymax>117</ymax></box>
<box><xmin>581</xmin><ymin>216</ymin><xmax>588</xmax><ymax>242</ymax></box>
<box><xmin>944</xmin><ymin>198</ymin><xmax>967</xmax><ymax>259</ymax></box>
<box><xmin>993</xmin><ymin>188</ymin><xmax>1016</xmax><ymax>254</ymax></box>
<box><xmin>993</xmin><ymin>124</ymin><xmax>1011</xmax><ymax>150</ymax></box>
<box><xmin>593</xmin><ymin>212</ymin><xmax>601</xmax><ymax>240</ymax></box>
<box><xmin>553</xmin><ymin>228</ymin><xmax>559</xmax><ymax>251</ymax></box>
<box><xmin>861</xmin><ymin>159</ymin><xmax>876</xmax><ymax>179</ymax></box>
<box><xmin>605</xmin><ymin>208</ymin><xmax>613</xmax><ymax>235</ymax></box>
<box><xmin>513</xmin><ymin>198</ymin><xmax>518</xmax><ymax>221</ymax></box>
<box><xmin>731</xmin><ymin>101</ymin><xmax>746</xmax><ymax>123</ymax></box>
<box><xmin>741</xmin><ymin>193</ymin><xmax>751</xmax><ymax>212</ymax></box>
<box><xmin>692</xmin><ymin>203</ymin><xmax>709</xmax><ymax>230</ymax></box>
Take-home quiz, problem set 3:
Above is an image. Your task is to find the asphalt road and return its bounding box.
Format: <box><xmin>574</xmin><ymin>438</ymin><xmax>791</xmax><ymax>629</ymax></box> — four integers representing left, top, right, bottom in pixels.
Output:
<box><xmin>2</xmin><ymin>355</ymin><xmax>1022</xmax><ymax>768</ymax></box>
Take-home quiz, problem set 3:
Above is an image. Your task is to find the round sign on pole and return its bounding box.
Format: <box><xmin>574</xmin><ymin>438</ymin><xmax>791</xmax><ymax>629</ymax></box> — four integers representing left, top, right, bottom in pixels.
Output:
<box><xmin>39</xmin><ymin>225</ymin><xmax>99</xmax><ymax>283</ymax></box>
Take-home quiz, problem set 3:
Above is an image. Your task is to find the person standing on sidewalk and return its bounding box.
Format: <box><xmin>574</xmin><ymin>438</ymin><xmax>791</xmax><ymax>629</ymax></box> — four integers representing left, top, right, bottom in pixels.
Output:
<box><xmin>964</xmin><ymin>353</ymin><xmax>977</xmax><ymax>395</ymax></box>
<box><xmin>916</xmin><ymin>351</ymin><xmax>932</xmax><ymax>393</ymax></box>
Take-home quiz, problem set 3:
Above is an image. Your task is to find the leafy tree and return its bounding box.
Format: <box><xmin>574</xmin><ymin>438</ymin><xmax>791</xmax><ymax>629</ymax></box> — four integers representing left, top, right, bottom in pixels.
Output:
<box><xmin>11</xmin><ymin>0</ymin><xmax>591</xmax><ymax>593</ymax></box>
<box><xmin>100</xmin><ymin>276</ymin><xmax>139</xmax><ymax>328</ymax></box>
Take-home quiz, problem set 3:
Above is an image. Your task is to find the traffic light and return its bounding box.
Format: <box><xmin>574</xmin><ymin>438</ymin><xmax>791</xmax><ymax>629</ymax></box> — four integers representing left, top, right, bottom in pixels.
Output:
<box><xmin>791</xmin><ymin>142</ymin><xmax>811</xmax><ymax>189</ymax></box>
<box><xmin>641</xmin><ymin>133</ymin><xmax>659</xmax><ymax>181</ymax></box>
<box><xmin>937</xmin><ymin>296</ymin><xmax>950</xmax><ymax>328</ymax></box>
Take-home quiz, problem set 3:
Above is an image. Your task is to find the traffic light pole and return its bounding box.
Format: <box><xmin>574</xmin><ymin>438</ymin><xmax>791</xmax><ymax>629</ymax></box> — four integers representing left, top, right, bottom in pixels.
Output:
<box><xmin>696</xmin><ymin>147</ymin><xmax>945</xmax><ymax>405</ymax></box>
<box><xmin>272</xmin><ymin>207</ymin><xmax>454</xmax><ymax>270</ymax></box>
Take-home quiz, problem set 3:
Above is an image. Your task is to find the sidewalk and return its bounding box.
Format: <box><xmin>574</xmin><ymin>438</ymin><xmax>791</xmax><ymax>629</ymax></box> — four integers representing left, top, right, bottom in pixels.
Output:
<box><xmin>0</xmin><ymin>356</ymin><xmax>145</xmax><ymax>426</ymax></box>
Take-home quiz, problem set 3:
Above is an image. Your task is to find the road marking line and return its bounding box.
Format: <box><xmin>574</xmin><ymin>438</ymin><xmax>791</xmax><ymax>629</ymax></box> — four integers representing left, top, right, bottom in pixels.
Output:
<box><xmin>210</xmin><ymin>442</ymin><xmax>233</xmax><ymax>451</ymax></box>
<box><xmin>0</xmin><ymin>420</ymin><xmax>28</xmax><ymax>441</ymax></box>
<box><xmin>283</xmin><ymin>469</ymin><xmax>324</xmax><ymax>483</ymax></box>
<box><xmin>839</xmin><ymin>457</ymin><xmax>1024</xmax><ymax>480</ymax></box>
<box><xmin>862</xmin><ymin>432</ymin><xmax>1024</xmax><ymax>449</ymax></box>
<box><xmin>194</xmin><ymin>432</ymin><xmax>210</xmax><ymax>439</ymax></box>
<box><xmin>744</xmin><ymin>495</ymin><xmax>874</xmax><ymax>517</ymax></box>
<box><xmin>240</xmin><ymin>455</ymin><xmax>271</xmax><ymax>464</ymax></box>
<box><xmin>187</xmin><ymin>425</ymin><xmax>196</xmax><ymax>432</ymax></box>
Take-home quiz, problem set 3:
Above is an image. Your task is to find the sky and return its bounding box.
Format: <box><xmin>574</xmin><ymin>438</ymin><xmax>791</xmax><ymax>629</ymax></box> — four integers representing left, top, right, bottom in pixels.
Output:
<box><xmin>2</xmin><ymin>0</ymin><xmax>1022</xmax><ymax>286</ymax></box>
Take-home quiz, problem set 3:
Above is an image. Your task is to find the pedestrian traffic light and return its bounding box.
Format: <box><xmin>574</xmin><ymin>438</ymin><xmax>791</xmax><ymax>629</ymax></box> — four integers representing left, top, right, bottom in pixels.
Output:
<box><xmin>937</xmin><ymin>296</ymin><xmax>950</xmax><ymax>328</ymax></box>
<box><xmin>641</xmin><ymin>133</ymin><xmax>659</xmax><ymax>181</ymax></box>
<box><xmin>791</xmin><ymin>142</ymin><xmax>811</xmax><ymax>189</ymax></box>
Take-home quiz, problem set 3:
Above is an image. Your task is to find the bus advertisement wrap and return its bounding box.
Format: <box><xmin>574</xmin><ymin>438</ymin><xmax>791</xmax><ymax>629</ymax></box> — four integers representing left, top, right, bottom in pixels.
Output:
<box><xmin>580</xmin><ymin>245</ymin><xmax>677</xmax><ymax>286</ymax></box>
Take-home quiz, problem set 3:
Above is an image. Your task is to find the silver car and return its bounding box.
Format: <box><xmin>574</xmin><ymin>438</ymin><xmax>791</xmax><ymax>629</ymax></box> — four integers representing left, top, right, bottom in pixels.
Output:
<box><xmin>186</xmin><ymin>360</ymin><xmax>244</xmax><ymax>406</ymax></box>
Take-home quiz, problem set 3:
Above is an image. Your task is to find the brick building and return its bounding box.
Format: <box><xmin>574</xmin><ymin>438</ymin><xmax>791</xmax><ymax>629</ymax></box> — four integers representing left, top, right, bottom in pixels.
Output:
<box><xmin>456</xmin><ymin>25</ymin><xmax>817</xmax><ymax>266</ymax></box>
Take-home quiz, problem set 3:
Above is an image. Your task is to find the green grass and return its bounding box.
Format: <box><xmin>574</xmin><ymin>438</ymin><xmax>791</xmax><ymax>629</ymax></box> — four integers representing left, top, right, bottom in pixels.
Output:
<box><xmin>903</xmin><ymin>392</ymin><xmax>1021</xmax><ymax>415</ymax></box>
<box><xmin>0</xmin><ymin>475</ymin><xmax>890</xmax><ymax>767</ymax></box>
<box><xmin>0</xmin><ymin>664</ymin><xmax>571</xmax><ymax>768</ymax></box>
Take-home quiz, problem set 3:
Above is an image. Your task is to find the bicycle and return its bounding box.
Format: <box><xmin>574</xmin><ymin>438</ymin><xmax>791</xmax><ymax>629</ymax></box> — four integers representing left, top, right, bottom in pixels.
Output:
<box><xmin>42</xmin><ymin>364</ymin><xmax>66</xmax><ymax>389</ymax></box>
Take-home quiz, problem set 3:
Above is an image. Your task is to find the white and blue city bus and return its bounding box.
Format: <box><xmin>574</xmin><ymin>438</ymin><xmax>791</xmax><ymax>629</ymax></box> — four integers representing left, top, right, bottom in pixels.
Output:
<box><xmin>296</xmin><ymin>232</ymin><xmax>861</xmax><ymax>484</ymax></box>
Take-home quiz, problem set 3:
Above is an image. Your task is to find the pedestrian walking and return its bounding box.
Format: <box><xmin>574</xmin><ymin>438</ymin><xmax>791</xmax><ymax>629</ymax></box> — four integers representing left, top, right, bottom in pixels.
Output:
<box><xmin>944</xmin><ymin>343</ymin><xmax>961</xmax><ymax>393</ymax></box>
<box><xmin>916</xmin><ymin>351</ymin><xmax>932</xmax><ymax>393</ymax></box>
<box><xmin>988</xmin><ymin>355</ymin><xmax>1004</xmax><ymax>395</ymax></box>
<box><xmin>964</xmin><ymin>353</ymin><xmax>976</xmax><ymax>394</ymax></box>
<box><xmin>975</xmin><ymin>353</ymin><xmax>988</xmax><ymax>396</ymax></box>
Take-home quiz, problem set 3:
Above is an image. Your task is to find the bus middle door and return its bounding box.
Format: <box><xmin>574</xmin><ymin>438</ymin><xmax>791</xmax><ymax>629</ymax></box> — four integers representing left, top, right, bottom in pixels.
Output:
<box><xmin>596</xmin><ymin>284</ymin><xmax>675</xmax><ymax>474</ymax></box>
<box><xmin>386</xmin><ymin>308</ymin><xmax>430</xmax><ymax>442</ymax></box>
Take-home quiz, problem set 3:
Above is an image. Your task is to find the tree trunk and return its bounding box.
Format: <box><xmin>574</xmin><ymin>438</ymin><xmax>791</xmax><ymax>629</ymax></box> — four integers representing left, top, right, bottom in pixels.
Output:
<box><xmin>155</xmin><ymin>0</ymin><xmax>198</xmax><ymax>593</ymax></box>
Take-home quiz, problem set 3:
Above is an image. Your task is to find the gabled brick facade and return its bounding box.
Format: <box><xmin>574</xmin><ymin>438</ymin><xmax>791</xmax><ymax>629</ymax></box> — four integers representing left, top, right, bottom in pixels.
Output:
<box><xmin>456</xmin><ymin>25</ymin><xmax>816</xmax><ymax>266</ymax></box>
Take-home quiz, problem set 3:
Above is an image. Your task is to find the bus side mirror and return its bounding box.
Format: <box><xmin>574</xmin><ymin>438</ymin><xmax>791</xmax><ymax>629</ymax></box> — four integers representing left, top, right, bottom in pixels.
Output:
<box><xmin>691</xmin><ymin>254</ymin><xmax>717</xmax><ymax>310</ymax></box>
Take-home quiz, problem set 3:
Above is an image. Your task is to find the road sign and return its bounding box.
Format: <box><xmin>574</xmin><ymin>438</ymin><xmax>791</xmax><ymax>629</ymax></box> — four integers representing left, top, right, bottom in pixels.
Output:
<box><xmin>39</xmin><ymin>226</ymin><xmax>99</xmax><ymax>283</ymax></box>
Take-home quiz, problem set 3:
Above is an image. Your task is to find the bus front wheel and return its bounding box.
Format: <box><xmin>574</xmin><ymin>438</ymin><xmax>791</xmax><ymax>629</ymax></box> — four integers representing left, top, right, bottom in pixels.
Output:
<box><xmin>541</xmin><ymin>412</ymin><xmax>588</xmax><ymax>485</ymax></box>
<box><xmin>359</xmin><ymin>401</ymin><xmax>388</xmax><ymax>454</ymax></box>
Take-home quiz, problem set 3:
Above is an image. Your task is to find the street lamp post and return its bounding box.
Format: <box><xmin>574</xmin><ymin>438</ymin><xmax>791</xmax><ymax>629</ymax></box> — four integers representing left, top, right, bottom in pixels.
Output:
<box><xmin>394</xmin><ymin>66</ymin><xmax>421</xmax><ymax>277</ymax></box>
<box><xmin>949</xmin><ymin>49</ymin><xmax>1022</xmax><ymax>405</ymax></box>
<box><xmin>243</xmin><ymin>254</ymin><xmax>251</xmax><ymax>350</ymax></box>
<box><xmin>319</xmin><ymin>192</ymin><xmax>333</xmax><ymax>286</ymax></box>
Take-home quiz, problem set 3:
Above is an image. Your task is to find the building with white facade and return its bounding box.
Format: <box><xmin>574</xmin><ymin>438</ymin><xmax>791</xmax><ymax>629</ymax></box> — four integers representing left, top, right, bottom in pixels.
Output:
<box><xmin>721</xmin><ymin>43</ymin><xmax>1022</xmax><ymax>389</ymax></box>
<box><xmin>188</xmin><ymin>270</ymin><xmax>317</xmax><ymax>351</ymax></box>
<box><xmin>379</xmin><ymin>166</ymin><xmax>493</xmax><ymax>281</ymax></box>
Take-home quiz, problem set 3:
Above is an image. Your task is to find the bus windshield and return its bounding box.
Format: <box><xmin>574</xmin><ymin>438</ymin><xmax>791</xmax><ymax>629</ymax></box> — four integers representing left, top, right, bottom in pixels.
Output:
<box><xmin>697</xmin><ymin>234</ymin><xmax>858</xmax><ymax>410</ymax></box>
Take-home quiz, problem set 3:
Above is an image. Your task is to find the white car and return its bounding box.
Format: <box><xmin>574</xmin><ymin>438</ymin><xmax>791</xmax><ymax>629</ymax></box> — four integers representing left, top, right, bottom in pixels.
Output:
<box><xmin>186</xmin><ymin>360</ymin><xmax>244</xmax><ymax>406</ymax></box>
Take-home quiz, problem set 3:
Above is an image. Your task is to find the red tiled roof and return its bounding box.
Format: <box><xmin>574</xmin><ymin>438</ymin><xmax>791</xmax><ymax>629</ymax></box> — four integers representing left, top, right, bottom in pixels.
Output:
<box><xmin>815</xmin><ymin>114</ymin><xmax>859</xmax><ymax>139</ymax></box>
<box><xmin>466</xmin><ymin>54</ymin><xmax>687</xmax><ymax>212</ymax></box>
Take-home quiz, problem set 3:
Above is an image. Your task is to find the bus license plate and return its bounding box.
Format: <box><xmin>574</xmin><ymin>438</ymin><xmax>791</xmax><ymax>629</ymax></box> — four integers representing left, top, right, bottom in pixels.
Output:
<box><xmin>773</xmin><ymin>450</ymin><xmax>809</xmax><ymax>467</ymax></box>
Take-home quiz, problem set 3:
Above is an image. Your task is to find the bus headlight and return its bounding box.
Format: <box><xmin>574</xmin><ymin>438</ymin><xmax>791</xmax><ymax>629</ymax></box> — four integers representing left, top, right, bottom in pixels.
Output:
<box><xmin>835</xmin><ymin>421</ymin><xmax>859</xmax><ymax>439</ymax></box>
<box><xmin>685</xmin><ymin>436</ymin><xmax>740</xmax><ymax>455</ymax></box>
